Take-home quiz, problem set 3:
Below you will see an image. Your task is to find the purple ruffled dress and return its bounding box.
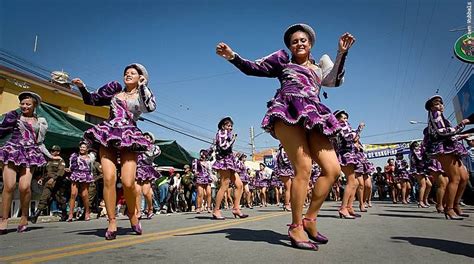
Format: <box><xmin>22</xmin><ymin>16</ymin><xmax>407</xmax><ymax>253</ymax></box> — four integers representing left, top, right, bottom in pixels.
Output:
<box><xmin>255</xmin><ymin>170</ymin><xmax>270</xmax><ymax>188</ymax></box>
<box><xmin>193</xmin><ymin>158</ymin><xmax>211</xmax><ymax>185</ymax></box>
<box><xmin>229</xmin><ymin>50</ymin><xmax>346</xmax><ymax>138</ymax></box>
<box><xmin>354</xmin><ymin>149</ymin><xmax>375</xmax><ymax>175</ymax></box>
<box><xmin>422</xmin><ymin>127</ymin><xmax>444</xmax><ymax>173</ymax></box>
<box><xmin>235</xmin><ymin>159</ymin><xmax>250</xmax><ymax>184</ymax></box>
<box><xmin>333</xmin><ymin>121</ymin><xmax>363</xmax><ymax>168</ymax></box>
<box><xmin>68</xmin><ymin>152</ymin><xmax>95</xmax><ymax>183</ymax></box>
<box><xmin>212</xmin><ymin>129</ymin><xmax>237</xmax><ymax>171</ymax></box>
<box><xmin>136</xmin><ymin>145</ymin><xmax>162</xmax><ymax>183</ymax></box>
<box><xmin>274</xmin><ymin>147</ymin><xmax>294</xmax><ymax>178</ymax></box>
<box><xmin>424</xmin><ymin>110</ymin><xmax>467</xmax><ymax>157</ymax></box>
<box><xmin>0</xmin><ymin>110</ymin><xmax>51</xmax><ymax>168</ymax></box>
<box><xmin>310</xmin><ymin>163</ymin><xmax>321</xmax><ymax>184</ymax></box>
<box><xmin>410</xmin><ymin>147</ymin><xmax>426</xmax><ymax>176</ymax></box>
<box><xmin>395</xmin><ymin>159</ymin><xmax>410</xmax><ymax>181</ymax></box>
<box><xmin>78</xmin><ymin>81</ymin><xmax>156</xmax><ymax>152</ymax></box>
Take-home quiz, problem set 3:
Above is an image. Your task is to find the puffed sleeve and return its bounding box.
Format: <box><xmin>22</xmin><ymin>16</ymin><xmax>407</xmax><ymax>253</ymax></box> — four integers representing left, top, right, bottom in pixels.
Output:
<box><xmin>320</xmin><ymin>51</ymin><xmax>348</xmax><ymax>87</ymax></box>
<box><xmin>145</xmin><ymin>145</ymin><xmax>161</xmax><ymax>159</ymax></box>
<box><xmin>192</xmin><ymin>159</ymin><xmax>199</xmax><ymax>174</ymax></box>
<box><xmin>229</xmin><ymin>50</ymin><xmax>288</xmax><ymax>78</ymax></box>
<box><xmin>138</xmin><ymin>84</ymin><xmax>156</xmax><ymax>113</ymax></box>
<box><xmin>69</xmin><ymin>153</ymin><xmax>79</xmax><ymax>171</ymax></box>
<box><xmin>429</xmin><ymin>110</ymin><xmax>465</xmax><ymax>137</ymax></box>
<box><xmin>78</xmin><ymin>81</ymin><xmax>122</xmax><ymax>106</ymax></box>
<box><xmin>36</xmin><ymin>117</ymin><xmax>53</xmax><ymax>159</ymax></box>
<box><xmin>0</xmin><ymin>110</ymin><xmax>19</xmax><ymax>139</ymax></box>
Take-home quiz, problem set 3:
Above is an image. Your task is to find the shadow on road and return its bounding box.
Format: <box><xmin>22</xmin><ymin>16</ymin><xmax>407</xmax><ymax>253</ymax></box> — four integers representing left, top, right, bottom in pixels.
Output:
<box><xmin>63</xmin><ymin>227</ymin><xmax>130</xmax><ymax>237</ymax></box>
<box><xmin>384</xmin><ymin>209</ymin><xmax>439</xmax><ymax>214</ymax></box>
<box><xmin>376</xmin><ymin>213</ymin><xmax>441</xmax><ymax>219</ymax></box>
<box><xmin>176</xmin><ymin>228</ymin><xmax>289</xmax><ymax>247</ymax></box>
<box><xmin>392</xmin><ymin>236</ymin><xmax>474</xmax><ymax>258</ymax></box>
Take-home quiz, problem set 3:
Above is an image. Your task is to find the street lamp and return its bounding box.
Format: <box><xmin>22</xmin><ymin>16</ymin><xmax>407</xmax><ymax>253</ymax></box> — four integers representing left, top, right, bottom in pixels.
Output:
<box><xmin>409</xmin><ymin>120</ymin><xmax>427</xmax><ymax>124</ymax></box>
<box><xmin>250</xmin><ymin>126</ymin><xmax>267</xmax><ymax>161</ymax></box>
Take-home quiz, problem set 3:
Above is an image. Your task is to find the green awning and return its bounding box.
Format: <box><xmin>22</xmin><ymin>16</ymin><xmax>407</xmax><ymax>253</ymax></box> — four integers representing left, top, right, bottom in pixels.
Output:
<box><xmin>154</xmin><ymin>139</ymin><xmax>198</xmax><ymax>168</ymax></box>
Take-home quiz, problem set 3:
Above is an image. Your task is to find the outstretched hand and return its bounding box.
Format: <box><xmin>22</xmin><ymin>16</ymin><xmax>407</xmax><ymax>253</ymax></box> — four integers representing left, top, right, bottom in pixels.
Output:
<box><xmin>216</xmin><ymin>42</ymin><xmax>235</xmax><ymax>60</ymax></box>
<box><xmin>71</xmin><ymin>78</ymin><xmax>85</xmax><ymax>88</ymax></box>
<box><xmin>338</xmin><ymin>32</ymin><xmax>356</xmax><ymax>53</ymax></box>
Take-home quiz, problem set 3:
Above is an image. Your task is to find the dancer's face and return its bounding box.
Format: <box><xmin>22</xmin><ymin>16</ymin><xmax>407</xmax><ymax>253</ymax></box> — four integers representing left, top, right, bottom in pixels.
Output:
<box><xmin>289</xmin><ymin>31</ymin><xmax>312</xmax><ymax>60</ymax></box>
<box><xmin>338</xmin><ymin>113</ymin><xmax>348</xmax><ymax>123</ymax></box>
<box><xmin>430</xmin><ymin>98</ymin><xmax>444</xmax><ymax>112</ymax></box>
<box><xmin>123</xmin><ymin>68</ymin><xmax>140</xmax><ymax>88</ymax></box>
<box><xmin>20</xmin><ymin>98</ymin><xmax>36</xmax><ymax>116</ymax></box>
<box><xmin>144</xmin><ymin>134</ymin><xmax>152</xmax><ymax>143</ymax></box>
<box><xmin>259</xmin><ymin>164</ymin><xmax>265</xmax><ymax>170</ymax></box>
<box><xmin>223</xmin><ymin>122</ymin><xmax>233</xmax><ymax>131</ymax></box>
<box><xmin>79</xmin><ymin>144</ymin><xmax>88</xmax><ymax>155</ymax></box>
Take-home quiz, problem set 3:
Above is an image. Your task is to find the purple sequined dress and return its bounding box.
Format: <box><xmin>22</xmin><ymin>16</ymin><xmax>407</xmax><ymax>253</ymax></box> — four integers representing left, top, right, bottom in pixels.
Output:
<box><xmin>193</xmin><ymin>158</ymin><xmax>211</xmax><ymax>185</ymax></box>
<box><xmin>310</xmin><ymin>163</ymin><xmax>321</xmax><ymax>184</ymax></box>
<box><xmin>137</xmin><ymin>145</ymin><xmax>161</xmax><ymax>183</ymax></box>
<box><xmin>0</xmin><ymin>110</ymin><xmax>51</xmax><ymax>168</ymax></box>
<box><xmin>333</xmin><ymin>121</ymin><xmax>363</xmax><ymax>168</ymax></box>
<box><xmin>274</xmin><ymin>147</ymin><xmax>294</xmax><ymax>178</ymax></box>
<box><xmin>355</xmin><ymin>149</ymin><xmax>375</xmax><ymax>175</ymax></box>
<box><xmin>78</xmin><ymin>81</ymin><xmax>156</xmax><ymax>152</ymax></box>
<box><xmin>212</xmin><ymin>129</ymin><xmax>237</xmax><ymax>171</ymax></box>
<box><xmin>235</xmin><ymin>159</ymin><xmax>250</xmax><ymax>184</ymax></box>
<box><xmin>425</xmin><ymin>110</ymin><xmax>467</xmax><ymax>157</ymax></box>
<box><xmin>395</xmin><ymin>159</ymin><xmax>410</xmax><ymax>181</ymax></box>
<box><xmin>410</xmin><ymin>147</ymin><xmax>425</xmax><ymax>176</ymax></box>
<box><xmin>255</xmin><ymin>170</ymin><xmax>270</xmax><ymax>188</ymax></box>
<box><xmin>68</xmin><ymin>152</ymin><xmax>95</xmax><ymax>183</ymax></box>
<box><xmin>229</xmin><ymin>50</ymin><xmax>346</xmax><ymax>138</ymax></box>
<box><xmin>422</xmin><ymin>127</ymin><xmax>444</xmax><ymax>173</ymax></box>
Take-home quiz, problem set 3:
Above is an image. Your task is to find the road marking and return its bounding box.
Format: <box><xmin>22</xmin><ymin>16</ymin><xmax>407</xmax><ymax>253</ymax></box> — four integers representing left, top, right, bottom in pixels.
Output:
<box><xmin>1</xmin><ymin>212</ymin><xmax>286</xmax><ymax>263</ymax></box>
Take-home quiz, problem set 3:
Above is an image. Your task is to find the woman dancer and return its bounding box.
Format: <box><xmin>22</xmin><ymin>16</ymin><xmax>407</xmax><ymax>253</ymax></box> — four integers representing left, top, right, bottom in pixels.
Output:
<box><xmin>255</xmin><ymin>163</ymin><xmax>270</xmax><ymax>207</ymax></box>
<box><xmin>274</xmin><ymin>145</ymin><xmax>294</xmax><ymax>211</ymax></box>
<box><xmin>235</xmin><ymin>153</ymin><xmax>252</xmax><ymax>209</ymax></box>
<box><xmin>193</xmin><ymin>149</ymin><xmax>212</xmax><ymax>213</ymax></box>
<box><xmin>66</xmin><ymin>142</ymin><xmax>95</xmax><ymax>221</ymax></box>
<box><xmin>394</xmin><ymin>152</ymin><xmax>410</xmax><ymax>204</ymax></box>
<box><xmin>136</xmin><ymin>132</ymin><xmax>161</xmax><ymax>219</ymax></box>
<box><xmin>72</xmin><ymin>63</ymin><xmax>156</xmax><ymax>239</ymax></box>
<box><xmin>354</xmin><ymin>139</ymin><xmax>373</xmax><ymax>211</ymax></box>
<box><xmin>424</xmin><ymin>95</ymin><xmax>470</xmax><ymax>219</ymax></box>
<box><xmin>333</xmin><ymin>110</ymin><xmax>363</xmax><ymax>219</ymax></box>
<box><xmin>211</xmin><ymin>117</ymin><xmax>248</xmax><ymax>219</ymax></box>
<box><xmin>409</xmin><ymin>141</ymin><xmax>432</xmax><ymax>208</ymax></box>
<box><xmin>0</xmin><ymin>92</ymin><xmax>55</xmax><ymax>234</ymax></box>
<box><xmin>217</xmin><ymin>23</ymin><xmax>355</xmax><ymax>250</ymax></box>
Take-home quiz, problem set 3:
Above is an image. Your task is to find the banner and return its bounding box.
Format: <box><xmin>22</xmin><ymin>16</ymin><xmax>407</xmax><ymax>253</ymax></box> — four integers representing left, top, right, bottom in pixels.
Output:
<box><xmin>453</xmin><ymin>74</ymin><xmax>474</xmax><ymax>123</ymax></box>
<box><xmin>263</xmin><ymin>155</ymin><xmax>275</xmax><ymax>169</ymax></box>
<box><xmin>364</xmin><ymin>141</ymin><xmax>414</xmax><ymax>159</ymax></box>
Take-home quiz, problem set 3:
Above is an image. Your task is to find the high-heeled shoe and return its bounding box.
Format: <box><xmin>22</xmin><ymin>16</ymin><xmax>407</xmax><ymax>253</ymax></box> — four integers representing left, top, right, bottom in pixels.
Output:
<box><xmin>287</xmin><ymin>224</ymin><xmax>318</xmax><ymax>251</ymax></box>
<box><xmin>348</xmin><ymin>209</ymin><xmax>361</xmax><ymax>218</ymax></box>
<box><xmin>453</xmin><ymin>208</ymin><xmax>469</xmax><ymax>217</ymax></box>
<box><xmin>302</xmin><ymin>218</ymin><xmax>328</xmax><ymax>244</ymax></box>
<box><xmin>212</xmin><ymin>213</ymin><xmax>225</xmax><ymax>220</ymax></box>
<box><xmin>105</xmin><ymin>230</ymin><xmax>117</xmax><ymax>240</ymax></box>
<box><xmin>359</xmin><ymin>206</ymin><xmax>368</xmax><ymax>213</ymax></box>
<box><xmin>417</xmin><ymin>203</ymin><xmax>429</xmax><ymax>208</ymax></box>
<box><xmin>444</xmin><ymin>208</ymin><xmax>463</xmax><ymax>220</ymax></box>
<box><xmin>338</xmin><ymin>211</ymin><xmax>356</xmax><ymax>219</ymax></box>
<box><xmin>436</xmin><ymin>207</ymin><xmax>444</xmax><ymax>213</ymax></box>
<box><xmin>283</xmin><ymin>204</ymin><xmax>292</xmax><ymax>212</ymax></box>
<box><xmin>17</xmin><ymin>224</ymin><xmax>28</xmax><ymax>233</ymax></box>
<box><xmin>131</xmin><ymin>222</ymin><xmax>143</xmax><ymax>235</ymax></box>
<box><xmin>232</xmin><ymin>209</ymin><xmax>249</xmax><ymax>219</ymax></box>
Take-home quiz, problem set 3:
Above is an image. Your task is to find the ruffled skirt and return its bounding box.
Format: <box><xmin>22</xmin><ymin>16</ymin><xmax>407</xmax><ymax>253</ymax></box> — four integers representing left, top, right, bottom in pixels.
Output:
<box><xmin>0</xmin><ymin>141</ymin><xmax>46</xmax><ymax>168</ymax></box>
<box><xmin>84</xmin><ymin>121</ymin><xmax>150</xmax><ymax>152</ymax></box>
<box><xmin>136</xmin><ymin>164</ymin><xmax>161</xmax><ymax>183</ymax></box>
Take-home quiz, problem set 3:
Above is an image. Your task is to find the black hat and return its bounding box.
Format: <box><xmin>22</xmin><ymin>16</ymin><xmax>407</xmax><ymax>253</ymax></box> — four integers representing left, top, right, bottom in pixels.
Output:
<box><xmin>284</xmin><ymin>23</ymin><xmax>316</xmax><ymax>48</ymax></box>
<box><xmin>333</xmin><ymin>109</ymin><xmax>349</xmax><ymax>119</ymax></box>
<box><xmin>425</xmin><ymin>95</ymin><xmax>443</xmax><ymax>111</ymax></box>
<box><xmin>217</xmin><ymin>116</ymin><xmax>233</xmax><ymax>129</ymax></box>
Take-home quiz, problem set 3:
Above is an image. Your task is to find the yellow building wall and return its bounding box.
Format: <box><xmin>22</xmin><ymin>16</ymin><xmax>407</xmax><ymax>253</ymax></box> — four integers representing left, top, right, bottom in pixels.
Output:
<box><xmin>0</xmin><ymin>71</ymin><xmax>108</xmax><ymax>120</ymax></box>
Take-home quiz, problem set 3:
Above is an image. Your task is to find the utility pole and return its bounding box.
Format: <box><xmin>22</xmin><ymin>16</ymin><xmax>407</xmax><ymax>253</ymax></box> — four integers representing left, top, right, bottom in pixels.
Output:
<box><xmin>250</xmin><ymin>126</ymin><xmax>255</xmax><ymax>161</ymax></box>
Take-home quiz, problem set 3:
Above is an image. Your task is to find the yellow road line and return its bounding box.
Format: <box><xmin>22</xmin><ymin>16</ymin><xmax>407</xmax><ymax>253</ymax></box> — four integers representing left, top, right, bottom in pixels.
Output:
<box><xmin>2</xmin><ymin>212</ymin><xmax>286</xmax><ymax>263</ymax></box>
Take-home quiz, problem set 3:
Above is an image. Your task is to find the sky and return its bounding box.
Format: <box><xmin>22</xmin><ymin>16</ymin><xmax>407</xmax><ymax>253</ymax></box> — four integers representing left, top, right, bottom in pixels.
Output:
<box><xmin>0</xmin><ymin>0</ymin><xmax>472</xmax><ymax>167</ymax></box>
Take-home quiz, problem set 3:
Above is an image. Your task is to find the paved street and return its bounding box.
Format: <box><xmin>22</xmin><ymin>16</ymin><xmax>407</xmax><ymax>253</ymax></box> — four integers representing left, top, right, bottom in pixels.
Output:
<box><xmin>0</xmin><ymin>201</ymin><xmax>472</xmax><ymax>264</ymax></box>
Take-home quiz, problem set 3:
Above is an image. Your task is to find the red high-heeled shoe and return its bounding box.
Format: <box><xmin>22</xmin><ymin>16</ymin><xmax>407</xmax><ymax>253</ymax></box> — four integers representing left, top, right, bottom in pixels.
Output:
<box><xmin>287</xmin><ymin>224</ymin><xmax>318</xmax><ymax>251</ymax></box>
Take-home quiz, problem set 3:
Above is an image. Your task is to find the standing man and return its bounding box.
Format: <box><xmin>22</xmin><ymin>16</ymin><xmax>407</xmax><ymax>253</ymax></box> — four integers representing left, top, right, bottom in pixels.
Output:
<box><xmin>182</xmin><ymin>165</ymin><xmax>195</xmax><ymax>212</ymax></box>
<box><xmin>30</xmin><ymin>145</ymin><xmax>66</xmax><ymax>223</ymax></box>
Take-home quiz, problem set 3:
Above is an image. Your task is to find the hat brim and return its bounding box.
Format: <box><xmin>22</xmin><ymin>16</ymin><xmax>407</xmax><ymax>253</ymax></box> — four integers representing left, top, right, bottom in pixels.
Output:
<box><xmin>333</xmin><ymin>109</ymin><xmax>349</xmax><ymax>119</ymax></box>
<box><xmin>125</xmin><ymin>63</ymin><xmax>149</xmax><ymax>84</ymax></box>
<box><xmin>425</xmin><ymin>95</ymin><xmax>443</xmax><ymax>111</ymax></box>
<box><xmin>18</xmin><ymin>91</ymin><xmax>42</xmax><ymax>104</ymax></box>
<box><xmin>284</xmin><ymin>24</ymin><xmax>316</xmax><ymax>48</ymax></box>
<box><xmin>143</xmin><ymin>131</ymin><xmax>155</xmax><ymax>142</ymax></box>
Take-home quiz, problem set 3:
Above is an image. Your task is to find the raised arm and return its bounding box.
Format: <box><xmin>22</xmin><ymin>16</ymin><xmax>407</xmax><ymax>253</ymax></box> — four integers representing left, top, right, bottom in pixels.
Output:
<box><xmin>321</xmin><ymin>32</ymin><xmax>355</xmax><ymax>87</ymax></box>
<box><xmin>216</xmin><ymin>42</ymin><xmax>286</xmax><ymax>77</ymax></box>
<box><xmin>138</xmin><ymin>83</ymin><xmax>156</xmax><ymax>113</ymax></box>
<box><xmin>72</xmin><ymin>79</ymin><xmax>122</xmax><ymax>106</ymax></box>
